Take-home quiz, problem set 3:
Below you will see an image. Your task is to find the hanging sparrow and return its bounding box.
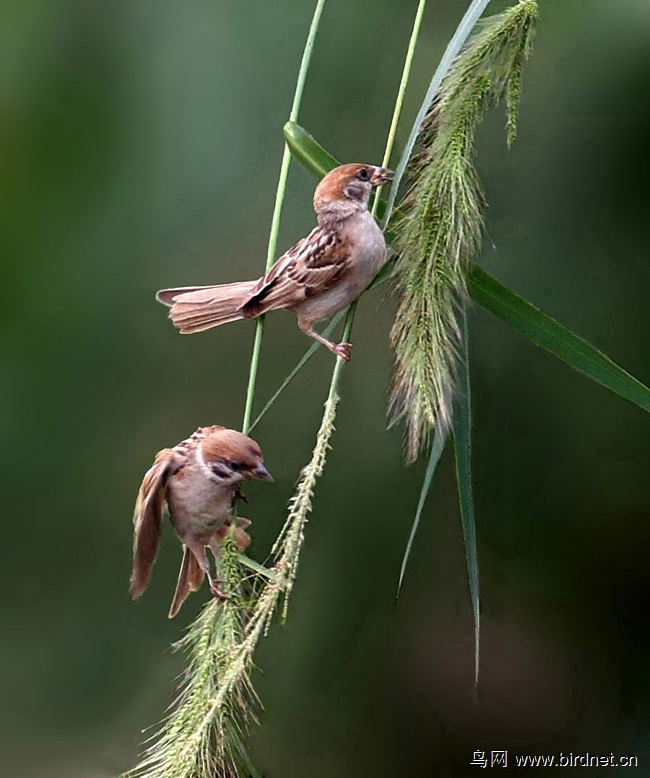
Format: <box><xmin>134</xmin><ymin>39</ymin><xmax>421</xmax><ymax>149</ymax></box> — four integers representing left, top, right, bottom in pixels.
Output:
<box><xmin>130</xmin><ymin>425</ymin><xmax>273</xmax><ymax>618</ymax></box>
<box><xmin>157</xmin><ymin>163</ymin><xmax>392</xmax><ymax>361</ymax></box>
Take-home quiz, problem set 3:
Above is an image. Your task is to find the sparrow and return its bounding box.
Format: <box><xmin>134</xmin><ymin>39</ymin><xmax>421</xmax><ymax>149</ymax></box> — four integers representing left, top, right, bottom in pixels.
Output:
<box><xmin>130</xmin><ymin>425</ymin><xmax>273</xmax><ymax>618</ymax></box>
<box><xmin>156</xmin><ymin>163</ymin><xmax>392</xmax><ymax>361</ymax></box>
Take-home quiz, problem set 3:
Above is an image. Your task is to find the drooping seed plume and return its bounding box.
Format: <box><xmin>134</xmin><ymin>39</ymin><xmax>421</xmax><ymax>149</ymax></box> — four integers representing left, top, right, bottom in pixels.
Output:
<box><xmin>389</xmin><ymin>0</ymin><xmax>538</xmax><ymax>461</ymax></box>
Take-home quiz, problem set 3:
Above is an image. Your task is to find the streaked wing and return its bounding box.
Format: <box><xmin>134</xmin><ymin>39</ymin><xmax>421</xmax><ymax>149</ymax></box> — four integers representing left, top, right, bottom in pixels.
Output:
<box><xmin>130</xmin><ymin>447</ymin><xmax>178</xmax><ymax>600</ymax></box>
<box><xmin>242</xmin><ymin>226</ymin><xmax>351</xmax><ymax>317</ymax></box>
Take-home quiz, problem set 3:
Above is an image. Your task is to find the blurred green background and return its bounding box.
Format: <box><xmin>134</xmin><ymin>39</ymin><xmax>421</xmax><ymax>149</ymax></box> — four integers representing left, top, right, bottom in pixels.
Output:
<box><xmin>3</xmin><ymin>0</ymin><xmax>650</xmax><ymax>775</ymax></box>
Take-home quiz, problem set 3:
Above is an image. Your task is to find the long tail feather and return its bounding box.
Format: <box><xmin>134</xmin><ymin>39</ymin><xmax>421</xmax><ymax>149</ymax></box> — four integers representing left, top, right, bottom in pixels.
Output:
<box><xmin>168</xmin><ymin>546</ymin><xmax>205</xmax><ymax>618</ymax></box>
<box><xmin>156</xmin><ymin>286</ymin><xmax>218</xmax><ymax>307</ymax></box>
<box><xmin>157</xmin><ymin>281</ymin><xmax>260</xmax><ymax>334</ymax></box>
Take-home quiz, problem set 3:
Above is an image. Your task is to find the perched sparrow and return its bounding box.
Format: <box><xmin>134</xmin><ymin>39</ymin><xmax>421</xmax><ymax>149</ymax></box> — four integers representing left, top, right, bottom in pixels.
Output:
<box><xmin>156</xmin><ymin>163</ymin><xmax>392</xmax><ymax>361</ymax></box>
<box><xmin>130</xmin><ymin>425</ymin><xmax>272</xmax><ymax>618</ymax></box>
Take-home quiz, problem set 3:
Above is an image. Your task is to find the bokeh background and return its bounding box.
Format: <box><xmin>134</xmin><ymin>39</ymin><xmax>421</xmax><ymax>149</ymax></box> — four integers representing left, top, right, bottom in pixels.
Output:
<box><xmin>3</xmin><ymin>0</ymin><xmax>650</xmax><ymax>775</ymax></box>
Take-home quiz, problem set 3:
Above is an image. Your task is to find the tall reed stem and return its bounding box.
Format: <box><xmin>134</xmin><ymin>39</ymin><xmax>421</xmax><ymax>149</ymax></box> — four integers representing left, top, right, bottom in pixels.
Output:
<box><xmin>241</xmin><ymin>0</ymin><xmax>327</xmax><ymax>434</ymax></box>
<box><xmin>384</xmin><ymin>0</ymin><xmax>494</xmax><ymax>226</ymax></box>
<box><xmin>320</xmin><ymin>0</ymin><xmax>428</xmax><ymax>374</ymax></box>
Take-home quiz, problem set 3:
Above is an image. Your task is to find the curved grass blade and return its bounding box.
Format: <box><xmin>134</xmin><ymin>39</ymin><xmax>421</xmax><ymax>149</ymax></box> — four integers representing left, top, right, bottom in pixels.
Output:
<box><xmin>284</xmin><ymin>121</ymin><xmax>391</xmax><ymax>225</ymax></box>
<box><xmin>248</xmin><ymin>312</ymin><xmax>344</xmax><ymax>433</ymax></box>
<box><xmin>284</xmin><ymin>121</ymin><xmax>338</xmax><ymax>179</ymax></box>
<box><xmin>452</xmin><ymin>309</ymin><xmax>480</xmax><ymax>690</ymax></box>
<box><xmin>236</xmin><ymin>554</ymin><xmax>278</xmax><ymax>582</ymax></box>
<box><xmin>468</xmin><ymin>264</ymin><xmax>650</xmax><ymax>413</ymax></box>
<box><xmin>384</xmin><ymin>0</ymin><xmax>495</xmax><ymax>226</ymax></box>
<box><xmin>396</xmin><ymin>423</ymin><xmax>448</xmax><ymax>597</ymax></box>
<box><xmin>371</xmin><ymin>0</ymin><xmax>429</xmax><ymax>221</ymax></box>
<box><xmin>242</xmin><ymin>0</ymin><xmax>328</xmax><ymax>435</ymax></box>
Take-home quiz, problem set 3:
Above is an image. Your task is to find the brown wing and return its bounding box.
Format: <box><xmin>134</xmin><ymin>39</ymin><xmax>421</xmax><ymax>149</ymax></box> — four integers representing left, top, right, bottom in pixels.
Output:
<box><xmin>130</xmin><ymin>447</ymin><xmax>177</xmax><ymax>600</ymax></box>
<box><xmin>242</xmin><ymin>226</ymin><xmax>352</xmax><ymax>317</ymax></box>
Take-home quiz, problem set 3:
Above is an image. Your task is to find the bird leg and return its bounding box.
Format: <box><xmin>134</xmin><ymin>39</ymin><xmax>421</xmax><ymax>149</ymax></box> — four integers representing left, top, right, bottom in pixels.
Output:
<box><xmin>298</xmin><ymin>319</ymin><xmax>353</xmax><ymax>361</ymax></box>
<box><xmin>208</xmin><ymin>576</ymin><xmax>228</xmax><ymax>600</ymax></box>
<box><xmin>204</xmin><ymin>517</ymin><xmax>253</xmax><ymax>600</ymax></box>
<box><xmin>186</xmin><ymin>539</ymin><xmax>228</xmax><ymax>600</ymax></box>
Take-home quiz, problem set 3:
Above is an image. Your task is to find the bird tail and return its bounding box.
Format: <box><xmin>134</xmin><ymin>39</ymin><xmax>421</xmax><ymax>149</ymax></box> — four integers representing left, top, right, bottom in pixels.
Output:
<box><xmin>156</xmin><ymin>281</ymin><xmax>259</xmax><ymax>334</ymax></box>
<box><xmin>168</xmin><ymin>546</ymin><xmax>205</xmax><ymax>618</ymax></box>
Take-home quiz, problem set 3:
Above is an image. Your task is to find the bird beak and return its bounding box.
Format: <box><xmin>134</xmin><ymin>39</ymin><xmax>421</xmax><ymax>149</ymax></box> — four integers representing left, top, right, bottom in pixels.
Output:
<box><xmin>250</xmin><ymin>464</ymin><xmax>273</xmax><ymax>482</ymax></box>
<box><xmin>370</xmin><ymin>167</ymin><xmax>393</xmax><ymax>187</ymax></box>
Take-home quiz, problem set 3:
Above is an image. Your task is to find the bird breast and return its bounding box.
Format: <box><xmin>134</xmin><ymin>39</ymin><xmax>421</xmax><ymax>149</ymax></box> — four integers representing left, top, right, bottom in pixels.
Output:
<box><xmin>290</xmin><ymin>210</ymin><xmax>386</xmax><ymax>323</ymax></box>
<box><xmin>167</xmin><ymin>465</ymin><xmax>234</xmax><ymax>543</ymax></box>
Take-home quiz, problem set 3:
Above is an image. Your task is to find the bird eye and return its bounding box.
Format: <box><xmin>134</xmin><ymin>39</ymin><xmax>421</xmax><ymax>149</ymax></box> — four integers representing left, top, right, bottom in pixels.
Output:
<box><xmin>357</xmin><ymin>168</ymin><xmax>369</xmax><ymax>181</ymax></box>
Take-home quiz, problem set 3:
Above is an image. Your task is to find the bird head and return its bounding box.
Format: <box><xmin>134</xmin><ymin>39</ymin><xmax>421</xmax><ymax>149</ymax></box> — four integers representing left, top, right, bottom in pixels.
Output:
<box><xmin>313</xmin><ymin>163</ymin><xmax>393</xmax><ymax>212</ymax></box>
<box><xmin>200</xmin><ymin>426</ymin><xmax>273</xmax><ymax>485</ymax></box>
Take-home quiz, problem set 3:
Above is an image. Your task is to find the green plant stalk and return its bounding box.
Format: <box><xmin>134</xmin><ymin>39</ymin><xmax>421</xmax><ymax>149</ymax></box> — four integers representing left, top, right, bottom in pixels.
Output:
<box><xmin>241</xmin><ymin>0</ymin><xmax>327</xmax><ymax>435</ymax></box>
<box><xmin>326</xmin><ymin>305</ymin><xmax>355</xmax><ymax>403</ymax></box>
<box><xmin>242</xmin><ymin>317</ymin><xmax>266</xmax><ymax>435</ymax></box>
<box><xmin>396</xmin><ymin>420</ymin><xmax>446</xmax><ymax>596</ymax></box>
<box><xmin>372</xmin><ymin>0</ymin><xmax>428</xmax><ymax>218</ymax></box>
<box><xmin>452</xmin><ymin>309</ymin><xmax>480</xmax><ymax>690</ymax></box>
<box><xmin>249</xmin><ymin>312</ymin><xmax>344</xmax><ymax>433</ymax></box>
<box><xmin>384</xmin><ymin>0</ymin><xmax>494</xmax><ymax>226</ymax></box>
<box><xmin>272</xmin><ymin>372</ymin><xmax>345</xmax><ymax>622</ymax></box>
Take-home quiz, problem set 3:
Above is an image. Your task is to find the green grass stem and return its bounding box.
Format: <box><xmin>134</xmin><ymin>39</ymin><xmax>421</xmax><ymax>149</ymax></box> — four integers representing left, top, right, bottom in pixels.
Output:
<box><xmin>384</xmin><ymin>0</ymin><xmax>494</xmax><ymax>226</ymax></box>
<box><xmin>452</xmin><ymin>310</ymin><xmax>480</xmax><ymax>691</ymax></box>
<box><xmin>242</xmin><ymin>0</ymin><xmax>327</xmax><ymax>435</ymax></box>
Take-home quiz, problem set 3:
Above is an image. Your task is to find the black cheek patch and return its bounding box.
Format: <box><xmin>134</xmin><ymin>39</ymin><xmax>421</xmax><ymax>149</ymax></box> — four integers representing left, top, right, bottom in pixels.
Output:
<box><xmin>210</xmin><ymin>463</ymin><xmax>232</xmax><ymax>479</ymax></box>
<box><xmin>345</xmin><ymin>181</ymin><xmax>366</xmax><ymax>201</ymax></box>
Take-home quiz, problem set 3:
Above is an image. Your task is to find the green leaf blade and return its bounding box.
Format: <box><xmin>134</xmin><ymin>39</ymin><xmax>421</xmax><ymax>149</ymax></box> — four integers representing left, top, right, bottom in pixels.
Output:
<box><xmin>452</xmin><ymin>309</ymin><xmax>480</xmax><ymax>690</ymax></box>
<box><xmin>284</xmin><ymin>120</ymin><xmax>390</xmax><ymax>224</ymax></box>
<box><xmin>397</xmin><ymin>423</ymin><xmax>448</xmax><ymax>598</ymax></box>
<box><xmin>283</xmin><ymin>121</ymin><xmax>338</xmax><ymax>179</ymax></box>
<box><xmin>468</xmin><ymin>264</ymin><xmax>650</xmax><ymax>414</ymax></box>
<box><xmin>249</xmin><ymin>312</ymin><xmax>344</xmax><ymax>433</ymax></box>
